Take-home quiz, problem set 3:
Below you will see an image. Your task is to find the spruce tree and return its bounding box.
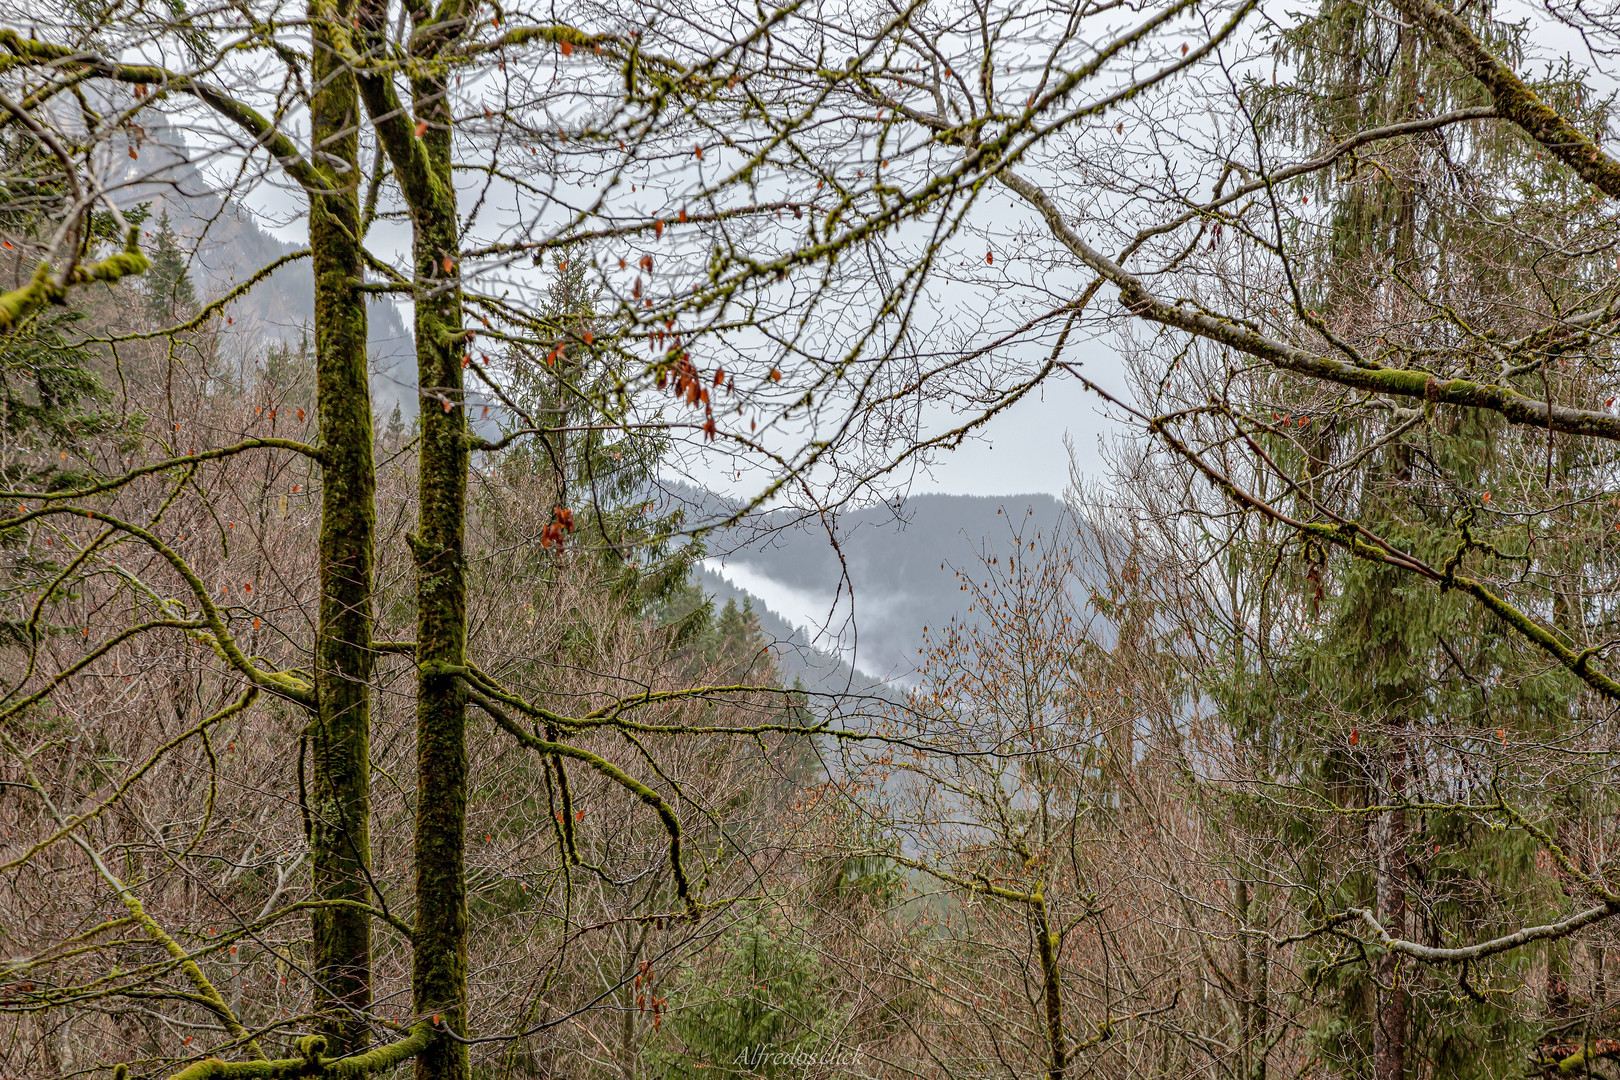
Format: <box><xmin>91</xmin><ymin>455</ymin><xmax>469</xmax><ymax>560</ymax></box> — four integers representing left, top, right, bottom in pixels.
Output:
<box><xmin>1233</xmin><ymin>4</ymin><xmax>1617</xmax><ymax>1074</ymax></box>
<box><xmin>143</xmin><ymin>211</ymin><xmax>196</xmax><ymax>323</ymax></box>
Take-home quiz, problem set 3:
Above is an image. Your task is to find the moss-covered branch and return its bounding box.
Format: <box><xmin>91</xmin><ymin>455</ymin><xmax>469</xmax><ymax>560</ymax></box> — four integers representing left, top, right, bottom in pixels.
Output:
<box><xmin>0</xmin><ymin>688</ymin><xmax>258</xmax><ymax>874</ymax></box>
<box><xmin>1000</xmin><ymin>168</ymin><xmax>1620</xmax><ymax>441</ymax></box>
<box><xmin>0</xmin><ymin>234</ymin><xmax>149</xmax><ymax>334</ymax></box>
<box><xmin>863</xmin><ymin>849</ymin><xmax>1045</xmax><ymax>906</ymax></box>
<box><xmin>1390</xmin><ymin>0</ymin><xmax>1620</xmax><ymax>199</ymax></box>
<box><xmin>1120</xmin><ymin>386</ymin><xmax>1620</xmax><ymax>705</ymax></box>
<box><xmin>0</xmin><ymin>725</ymin><xmax>264</xmax><ymax>1057</ymax></box>
<box><xmin>0</xmin><ymin>438</ymin><xmax>327</xmax><ymax>502</ymax></box>
<box><xmin>82</xmin><ymin>249</ymin><xmax>312</xmax><ymax>344</ymax></box>
<box><xmin>153</xmin><ymin>1024</ymin><xmax>435</xmax><ymax>1080</ymax></box>
<box><xmin>1537</xmin><ymin>1038</ymin><xmax>1620</xmax><ymax>1074</ymax></box>
<box><xmin>0</xmin><ymin>504</ymin><xmax>314</xmax><ymax>704</ymax></box>
<box><xmin>0</xmin><ymin>31</ymin><xmax>324</xmax><ymax>193</ymax></box>
<box><xmin>862</xmin><ymin>848</ymin><xmax>1069</xmax><ymax>1077</ymax></box>
<box><xmin>459</xmin><ymin>660</ymin><xmax>839</xmax><ymax>736</ymax></box>
<box><xmin>0</xmin><ymin>617</ymin><xmax>206</xmax><ymax>729</ymax></box>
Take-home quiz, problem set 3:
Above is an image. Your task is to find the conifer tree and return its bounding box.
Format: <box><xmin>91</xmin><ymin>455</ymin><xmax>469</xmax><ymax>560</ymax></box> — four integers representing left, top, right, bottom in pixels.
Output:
<box><xmin>1213</xmin><ymin>5</ymin><xmax>1620</xmax><ymax>1074</ymax></box>
<box><xmin>143</xmin><ymin>212</ymin><xmax>196</xmax><ymax>323</ymax></box>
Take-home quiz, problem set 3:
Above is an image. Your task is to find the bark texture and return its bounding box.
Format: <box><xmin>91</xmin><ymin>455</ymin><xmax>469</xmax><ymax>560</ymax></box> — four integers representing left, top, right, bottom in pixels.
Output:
<box><xmin>1373</xmin><ymin>735</ymin><xmax>1408</xmax><ymax>1080</ymax></box>
<box><xmin>308</xmin><ymin>0</ymin><xmax>377</xmax><ymax>1053</ymax></box>
<box><xmin>353</xmin><ymin>8</ymin><xmax>473</xmax><ymax>1076</ymax></box>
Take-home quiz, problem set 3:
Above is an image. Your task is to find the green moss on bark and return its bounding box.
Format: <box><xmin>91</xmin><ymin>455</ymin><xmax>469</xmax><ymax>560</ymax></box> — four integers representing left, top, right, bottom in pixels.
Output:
<box><xmin>0</xmin><ymin>232</ymin><xmax>149</xmax><ymax>334</ymax></box>
<box><xmin>161</xmin><ymin>1022</ymin><xmax>435</xmax><ymax>1080</ymax></box>
<box><xmin>308</xmin><ymin>0</ymin><xmax>377</xmax><ymax>1053</ymax></box>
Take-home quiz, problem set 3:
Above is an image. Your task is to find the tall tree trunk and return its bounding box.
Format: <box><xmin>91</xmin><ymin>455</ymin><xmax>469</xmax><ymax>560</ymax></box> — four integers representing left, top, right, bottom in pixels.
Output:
<box><xmin>1373</xmin><ymin>726</ymin><xmax>1407</xmax><ymax>1080</ymax></box>
<box><xmin>1235</xmin><ymin>878</ymin><xmax>1270</xmax><ymax>1080</ymax></box>
<box><xmin>308</xmin><ymin>0</ymin><xmax>376</xmax><ymax>1053</ymax></box>
<box><xmin>355</xmin><ymin>13</ymin><xmax>473</xmax><ymax>1075</ymax></box>
<box><xmin>408</xmin><ymin>193</ymin><xmax>470</xmax><ymax>1080</ymax></box>
<box><xmin>408</xmin><ymin>50</ymin><xmax>470</xmax><ymax>1080</ymax></box>
<box><xmin>1034</xmin><ymin>897</ymin><xmax>1066</xmax><ymax>1080</ymax></box>
<box><xmin>1372</xmin><ymin>36</ymin><xmax>1417</xmax><ymax>1073</ymax></box>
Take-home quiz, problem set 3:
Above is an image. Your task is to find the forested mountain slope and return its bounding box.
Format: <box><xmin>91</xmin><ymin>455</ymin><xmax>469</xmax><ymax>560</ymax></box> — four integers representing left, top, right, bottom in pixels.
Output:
<box><xmin>690</xmin><ymin>489</ymin><xmax>1074</xmax><ymax>683</ymax></box>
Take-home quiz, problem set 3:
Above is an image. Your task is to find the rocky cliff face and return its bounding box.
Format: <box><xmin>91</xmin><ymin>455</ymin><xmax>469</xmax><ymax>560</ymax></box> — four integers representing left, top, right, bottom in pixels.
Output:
<box><xmin>103</xmin><ymin>102</ymin><xmax>418</xmax><ymax>414</ymax></box>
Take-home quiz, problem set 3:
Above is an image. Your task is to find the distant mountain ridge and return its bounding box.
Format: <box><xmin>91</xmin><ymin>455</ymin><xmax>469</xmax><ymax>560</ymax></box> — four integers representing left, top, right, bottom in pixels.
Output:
<box><xmin>683</xmin><ymin>487</ymin><xmax>1076</xmax><ymax>685</ymax></box>
<box><xmin>696</xmin><ymin>566</ymin><xmax>883</xmax><ymax>699</ymax></box>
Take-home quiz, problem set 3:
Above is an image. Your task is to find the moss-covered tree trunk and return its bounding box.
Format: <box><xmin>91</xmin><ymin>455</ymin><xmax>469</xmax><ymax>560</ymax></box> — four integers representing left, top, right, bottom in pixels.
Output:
<box><xmin>353</xmin><ymin>8</ymin><xmax>471</xmax><ymax>1077</ymax></box>
<box><xmin>404</xmin><ymin>126</ymin><xmax>470</xmax><ymax>1080</ymax></box>
<box><xmin>1034</xmin><ymin>896</ymin><xmax>1066</xmax><ymax>1080</ymax></box>
<box><xmin>307</xmin><ymin>0</ymin><xmax>377</xmax><ymax>1054</ymax></box>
